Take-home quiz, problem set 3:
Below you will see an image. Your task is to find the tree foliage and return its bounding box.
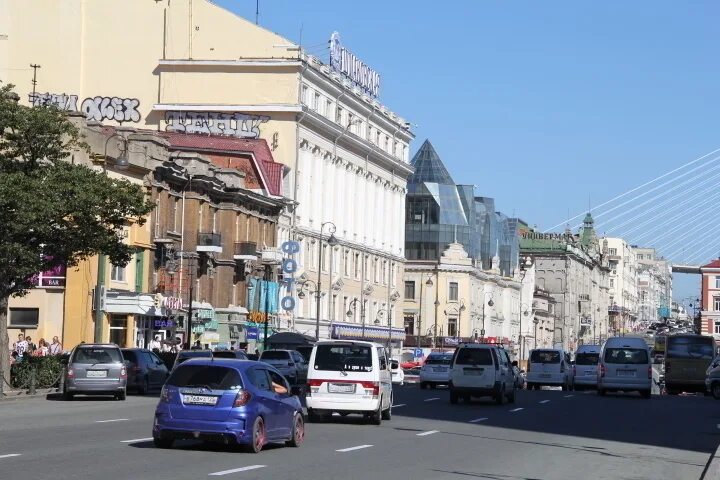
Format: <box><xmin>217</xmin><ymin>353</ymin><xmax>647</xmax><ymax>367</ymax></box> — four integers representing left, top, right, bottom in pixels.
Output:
<box><xmin>0</xmin><ymin>84</ymin><xmax>154</xmax><ymax>382</ymax></box>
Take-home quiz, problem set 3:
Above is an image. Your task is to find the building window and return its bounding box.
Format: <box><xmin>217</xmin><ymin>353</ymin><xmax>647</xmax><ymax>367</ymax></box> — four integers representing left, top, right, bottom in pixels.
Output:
<box><xmin>109</xmin><ymin>316</ymin><xmax>127</xmax><ymax>348</ymax></box>
<box><xmin>301</xmin><ymin>85</ymin><xmax>309</xmax><ymax>105</ymax></box>
<box><xmin>714</xmin><ymin>297</ymin><xmax>720</xmax><ymax>311</ymax></box>
<box><xmin>354</xmin><ymin>253</ymin><xmax>360</xmax><ymax>278</ymax></box>
<box><xmin>336</xmin><ymin>106</ymin><xmax>343</xmax><ymax>125</ymax></box>
<box><xmin>313</xmin><ymin>92</ymin><xmax>320</xmax><ymax>110</ymax></box>
<box><xmin>382</xmin><ymin>260</ymin><xmax>388</xmax><ymax>284</ymax></box>
<box><xmin>325</xmin><ymin>99</ymin><xmax>332</xmax><ymax>118</ymax></box>
<box><xmin>715</xmin><ymin>322</ymin><xmax>720</xmax><ymax>335</ymax></box>
<box><xmin>111</xmin><ymin>265</ymin><xmax>126</xmax><ymax>282</ymax></box>
<box><xmin>404</xmin><ymin>281</ymin><xmax>416</xmax><ymax>300</ymax></box>
<box><xmin>449</xmin><ymin>282</ymin><xmax>459</xmax><ymax>301</ymax></box>
<box><xmin>321</xmin><ymin>244</ymin><xmax>328</xmax><ymax>272</ymax></box>
<box><xmin>9</xmin><ymin>308</ymin><xmax>39</xmax><ymax>328</ymax></box>
<box><xmin>404</xmin><ymin>316</ymin><xmax>415</xmax><ymax>335</ymax></box>
<box><xmin>609</xmin><ymin>279</ymin><xmax>614</xmax><ymax>288</ymax></box>
<box><xmin>715</xmin><ymin>276</ymin><xmax>720</xmax><ymax>289</ymax></box>
<box><xmin>447</xmin><ymin>317</ymin><xmax>458</xmax><ymax>337</ymax></box>
<box><xmin>609</xmin><ymin>248</ymin><xmax>617</xmax><ymax>256</ymax></box>
<box><xmin>343</xmin><ymin>250</ymin><xmax>350</xmax><ymax>277</ymax></box>
<box><xmin>374</xmin><ymin>258</ymin><xmax>379</xmax><ymax>283</ymax></box>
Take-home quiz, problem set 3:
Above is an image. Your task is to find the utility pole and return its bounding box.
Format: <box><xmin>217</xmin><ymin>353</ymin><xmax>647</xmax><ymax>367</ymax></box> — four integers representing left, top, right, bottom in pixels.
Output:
<box><xmin>30</xmin><ymin>64</ymin><xmax>41</xmax><ymax>101</ymax></box>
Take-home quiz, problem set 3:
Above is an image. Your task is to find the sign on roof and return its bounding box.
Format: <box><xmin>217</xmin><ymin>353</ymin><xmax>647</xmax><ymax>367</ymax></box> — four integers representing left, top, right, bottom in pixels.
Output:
<box><xmin>329</xmin><ymin>32</ymin><xmax>380</xmax><ymax>98</ymax></box>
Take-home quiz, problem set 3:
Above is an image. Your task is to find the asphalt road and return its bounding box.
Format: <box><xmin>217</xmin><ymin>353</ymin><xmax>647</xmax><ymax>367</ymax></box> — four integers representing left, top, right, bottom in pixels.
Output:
<box><xmin>0</xmin><ymin>386</ymin><xmax>717</xmax><ymax>480</ymax></box>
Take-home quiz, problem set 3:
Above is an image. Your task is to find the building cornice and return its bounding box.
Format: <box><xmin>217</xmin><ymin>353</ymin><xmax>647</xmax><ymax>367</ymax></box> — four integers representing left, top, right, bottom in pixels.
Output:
<box><xmin>158</xmin><ymin>59</ymin><xmax>302</xmax><ymax>68</ymax></box>
<box><xmin>153</xmin><ymin>103</ymin><xmax>302</xmax><ymax>114</ymax></box>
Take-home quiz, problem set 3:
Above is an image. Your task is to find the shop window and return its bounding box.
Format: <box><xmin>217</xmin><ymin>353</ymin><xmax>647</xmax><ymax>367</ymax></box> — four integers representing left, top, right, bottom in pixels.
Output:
<box><xmin>9</xmin><ymin>308</ymin><xmax>39</xmax><ymax>328</ymax></box>
<box><xmin>448</xmin><ymin>317</ymin><xmax>458</xmax><ymax>337</ymax></box>
<box><xmin>404</xmin><ymin>316</ymin><xmax>415</xmax><ymax>335</ymax></box>
<box><xmin>109</xmin><ymin>317</ymin><xmax>127</xmax><ymax>347</ymax></box>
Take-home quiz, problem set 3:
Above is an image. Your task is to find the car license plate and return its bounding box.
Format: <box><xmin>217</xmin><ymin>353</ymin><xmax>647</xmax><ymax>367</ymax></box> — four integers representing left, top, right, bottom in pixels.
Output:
<box><xmin>183</xmin><ymin>394</ymin><xmax>218</xmax><ymax>405</ymax></box>
<box><xmin>328</xmin><ymin>383</ymin><xmax>356</xmax><ymax>393</ymax></box>
<box><xmin>539</xmin><ymin>374</ymin><xmax>551</xmax><ymax>378</ymax></box>
<box><xmin>433</xmin><ymin>367</ymin><xmax>446</xmax><ymax>372</ymax></box>
<box><xmin>617</xmin><ymin>370</ymin><xmax>635</xmax><ymax>377</ymax></box>
<box><xmin>86</xmin><ymin>370</ymin><xmax>107</xmax><ymax>378</ymax></box>
<box><xmin>463</xmin><ymin>369</ymin><xmax>483</xmax><ymax>376</ymax></box>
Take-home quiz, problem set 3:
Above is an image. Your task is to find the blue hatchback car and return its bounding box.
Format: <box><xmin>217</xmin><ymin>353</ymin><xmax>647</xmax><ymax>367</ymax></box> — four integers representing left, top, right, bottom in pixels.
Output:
<box><xmin>153</xmin><ymin>358</ymin><xmax>305</xmax><ymax>453</ymax></box>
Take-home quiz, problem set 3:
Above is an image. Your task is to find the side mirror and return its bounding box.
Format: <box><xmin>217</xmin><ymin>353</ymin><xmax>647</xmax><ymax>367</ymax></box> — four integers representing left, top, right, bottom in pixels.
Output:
<box><xmin>511</xmin><ymin>360</ymin><xmax>518</xmax><ymax>367</ymax></box>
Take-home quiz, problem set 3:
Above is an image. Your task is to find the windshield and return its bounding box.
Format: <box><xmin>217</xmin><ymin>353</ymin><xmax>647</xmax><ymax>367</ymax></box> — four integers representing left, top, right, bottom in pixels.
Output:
<box><xmin>604</xmin><ymin>348</ymin><xmax>649</xmax><ymax>365</ymax></box>
<box><xmin>166</xmin><ymin>365</ymin><xmax>243</xmax><ymax>390</ymax></box>
<box><xmin>260</xmin><ymin>351</ymin><xmax>290</xmax><ymax>360</ymax></box>
<box><xmin>213</xmin><ymin>351</ymin><xmax>247</xmax><ymax>359</ymax></box>
<box><xmin>314</xmin><ymin>344</ymin><xmax>373</xmax><ymax>372</ymax></box>
<box><xmin>425</xmin><ymin>355</ymin><xmax>453</xmax><ymax>365</ymax></box>
<box><xmin>455</xmin><ymin>348</ymin><xmax>493</xmax><ymax>366</ymax></box>
<box><xmin>177</xmin><ymin>351</ymin><xmax>212</xmax><ymax>364</ymax></box>
<box><xmin>667</xmin><ymin>337</ymin><xmax>714</xmax><ymax>360</ymax></box>
<box><xmin>530</xmin><ymin>350</ymin><xmax>561</xmax><ymax>364</ymax></box>
<box><xmin>575</xmin><ymin>353</ymin><xmax>600</xmax><ymax>365</ymax></box>
<box><xmin>120</xmin><ymin>350</ymin><xmax>137</xmax><ymax>362</ymax></box>
<box><xmin>72</xmin><ymin>347</ymin><xmax>122</xmax><ymax>364</ymax></box>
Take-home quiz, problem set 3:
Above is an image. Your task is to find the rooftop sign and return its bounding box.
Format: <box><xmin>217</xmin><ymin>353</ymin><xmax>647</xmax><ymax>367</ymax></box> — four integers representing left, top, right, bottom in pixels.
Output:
<box><xmin>329</xmin><ymin>32</ymin><xmax>380</xmax><ymax>98</ymax></box>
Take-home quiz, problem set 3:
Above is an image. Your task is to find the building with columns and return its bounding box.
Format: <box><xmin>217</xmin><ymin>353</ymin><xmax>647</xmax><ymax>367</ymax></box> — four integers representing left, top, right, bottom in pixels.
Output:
<box><xmin>2</xmin><ymin>0</ymin><xmax>413</xmax><ymax>342</ymax></box>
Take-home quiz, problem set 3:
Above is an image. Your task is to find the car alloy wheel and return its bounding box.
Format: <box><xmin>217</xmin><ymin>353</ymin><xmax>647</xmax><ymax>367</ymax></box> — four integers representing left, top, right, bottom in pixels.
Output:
<box><xmin>249</xmin><ymin>417</ymin><xmax>266</xmax><ymax>453</ymax></box>
<box><xmin>286</xmin><ymin>412</ymin><xmax>305</xmax><ymax>447</ymax></box>
<box><xmin>712</xmin><ymin>383</ymin><xmax>720</xmax><ymax>400</ymax></box>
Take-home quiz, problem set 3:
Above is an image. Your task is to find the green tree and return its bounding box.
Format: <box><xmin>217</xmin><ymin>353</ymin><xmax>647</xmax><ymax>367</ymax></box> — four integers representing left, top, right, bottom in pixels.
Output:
<box><xmin>0</xmin><ymin>84</ymin><xmax>154</xmax><ymax>384</ymax></box>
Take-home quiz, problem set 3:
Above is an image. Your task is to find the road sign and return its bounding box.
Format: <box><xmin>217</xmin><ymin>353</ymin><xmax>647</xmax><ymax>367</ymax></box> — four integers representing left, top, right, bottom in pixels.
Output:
<box><xmin>414</xmin><ymin>348</ymin><xmax>423</xmax><ymax>358</ymax></box>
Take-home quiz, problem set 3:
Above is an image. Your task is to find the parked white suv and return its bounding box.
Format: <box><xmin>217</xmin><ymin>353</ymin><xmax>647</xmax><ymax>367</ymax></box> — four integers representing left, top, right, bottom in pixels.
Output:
<box><xmin>449</xmin><ymin>344</ymin><xmax>516</xmax><ymax>404</ymax></box>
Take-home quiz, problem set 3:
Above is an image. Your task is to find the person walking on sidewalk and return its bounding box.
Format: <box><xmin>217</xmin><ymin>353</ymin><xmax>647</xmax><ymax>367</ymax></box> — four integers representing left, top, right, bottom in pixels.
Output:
<box><xmin>35</xmin><ymin>339</ymin><xmax>49</xmax><ymax>357</ymax></box>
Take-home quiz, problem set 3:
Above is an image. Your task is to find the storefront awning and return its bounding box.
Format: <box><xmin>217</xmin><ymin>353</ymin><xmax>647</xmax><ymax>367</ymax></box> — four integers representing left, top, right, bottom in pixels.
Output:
<box><xmin>331</xmin><ymin>322</ymin><xmax>406</xmax><ymax>342</ymax></box>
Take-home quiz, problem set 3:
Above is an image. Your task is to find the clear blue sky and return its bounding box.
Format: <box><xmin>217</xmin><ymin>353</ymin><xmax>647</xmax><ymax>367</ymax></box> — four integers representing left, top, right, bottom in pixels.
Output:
<box><xmin>217</xmin><ymin>0</ymin><xmax>719</xmax><ymax>300</ymax></box>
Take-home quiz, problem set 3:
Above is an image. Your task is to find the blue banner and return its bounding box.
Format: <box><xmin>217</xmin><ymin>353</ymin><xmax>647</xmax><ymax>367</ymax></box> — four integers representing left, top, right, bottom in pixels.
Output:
<box><xmin>248</xmin><ymin>278</ymin><xmax>279</xmax><ymax>314</ymax></box>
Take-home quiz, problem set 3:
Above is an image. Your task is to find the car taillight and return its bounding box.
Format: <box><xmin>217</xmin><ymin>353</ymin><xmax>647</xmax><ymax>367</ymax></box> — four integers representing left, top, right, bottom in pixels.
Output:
<box><xmin>160</xmin><ymin>386</ymin><xmax>170</xmax><ymax>402</ymax></box>
<box><xmin>120</xmin><ymin>366</ymin><xmax>127</xmax><ymax>379</ymax></box>
<box><xmin>648</xmin><ymin>366</ymin><xmax>653</xmax><ymax>379</ymax></box>
<box><xmin>599</xmin><ymin>364</ymin><xmax>605</xmax><ymax>378</ymax></box>
<box><xmin>233</xmin><ymin>390</ymin><xmax>251</xmax><ymax>407</ymax></box>
<box><xmin>307</xmin><ymin>379</ymin><xmax>324</xmax><ymax>395</ymax></box>
<box><xmin>66</xmin><ymin>368</ymin><xmax>74</xmax><ymax>378</ymax></box>
<box><xmin>360</xmin><ymin>381</ymin><xmax>379</xmax><ymax>397</ymax></box>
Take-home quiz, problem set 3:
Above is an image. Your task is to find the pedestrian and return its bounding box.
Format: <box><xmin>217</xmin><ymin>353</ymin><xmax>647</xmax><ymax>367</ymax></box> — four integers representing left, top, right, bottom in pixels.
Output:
<box><xmin>148</xmin><ymin>335</ymin><xmax>162</xmax><ymax>353</ymax></box>
<box><xmin>35</xmin><ymin>338</ymin><xmax>49</xmax><ymax>357</ymax></box>
<box><xmin>49</xmin><ymin>336</ymin><xmax>62</xmax><ymax>355</ymax></box>
<box><xmin>13</xmin><ymin>333</ymin><xmax>28</xmax><ymax>358</ymax></box>
<box><xmin>10</xmin><ymin>351</ymin><xmax>18</xmax><ymax>365</ymax></box>
<box><xmin>191</xmin><ymin>340</ymin><xmax>202</xmax><ymax>350</ymax></box>
<box><xmin>25</xmin><ymin>336</ymin><xmax>36</xmax><ymax>355</ymax></box>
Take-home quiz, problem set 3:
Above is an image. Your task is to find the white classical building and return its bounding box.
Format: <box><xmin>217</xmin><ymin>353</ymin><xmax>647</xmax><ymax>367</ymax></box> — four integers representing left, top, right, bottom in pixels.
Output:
<box><xmin>604</xmin><ymin>237</ymin><xmax>639</xmax><ymax>330</ymax></box>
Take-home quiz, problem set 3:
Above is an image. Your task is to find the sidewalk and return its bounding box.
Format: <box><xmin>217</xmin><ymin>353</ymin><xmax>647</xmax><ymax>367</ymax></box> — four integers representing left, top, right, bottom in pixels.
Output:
<box><xmin>701</xmin><ymin>443</ymin><xmax>720</xmax><ymax>479</ymax></box>
<box><xmin>1</xmin><ymin>387</ymin><xmax>58</xmax><ymax>402</ymax></box>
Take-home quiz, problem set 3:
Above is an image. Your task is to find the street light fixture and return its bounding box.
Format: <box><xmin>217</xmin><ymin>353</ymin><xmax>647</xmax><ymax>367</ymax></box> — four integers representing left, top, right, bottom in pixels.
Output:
<box><xmin>480</xmin><ymin>292</ymin><xmax>494</xmax><ymax>342</ymax></box>
<box><xmin>315</xmin><ymin>221</ymin><xmax>338</xmax><ymax>340</ymax></box>
<box><xmin>415</xmin><ymin>271</ymin><xmax>435</xmax><ymax>348</ymax></box>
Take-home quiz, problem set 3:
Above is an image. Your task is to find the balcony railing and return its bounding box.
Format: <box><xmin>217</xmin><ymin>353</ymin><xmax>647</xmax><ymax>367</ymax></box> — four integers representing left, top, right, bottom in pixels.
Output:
<box><xmin>196</xmin><ymin>233</ymin><xmax>222</xmax><ymax>253</ymax></box>
<box><xmin>234</xmin><ymin>242</ymin><xmax>258</xmax><ymax>261</ymax></box>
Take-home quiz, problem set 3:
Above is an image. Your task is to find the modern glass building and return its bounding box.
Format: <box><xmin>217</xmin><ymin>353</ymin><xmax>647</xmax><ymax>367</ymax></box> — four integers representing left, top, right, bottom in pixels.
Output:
<box><xmin>405</xmin><ymin>139</ymin><xmax>519</xmax><ymax>276</ymax></box>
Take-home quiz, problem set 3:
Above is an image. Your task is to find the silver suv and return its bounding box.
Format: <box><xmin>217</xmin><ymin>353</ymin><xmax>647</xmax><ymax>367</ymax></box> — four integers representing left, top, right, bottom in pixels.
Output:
<box><xmin>63</xmin><ymin>343</ymin><xmax>127</xmax><ymax>400</ymax></box>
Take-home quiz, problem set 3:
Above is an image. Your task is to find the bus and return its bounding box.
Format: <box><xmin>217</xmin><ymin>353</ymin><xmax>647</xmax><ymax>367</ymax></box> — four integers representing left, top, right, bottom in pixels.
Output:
<box><xmin>665</xmin><ymin>334</ymin><xmax>716</xmax><ymax>395</ymax></box>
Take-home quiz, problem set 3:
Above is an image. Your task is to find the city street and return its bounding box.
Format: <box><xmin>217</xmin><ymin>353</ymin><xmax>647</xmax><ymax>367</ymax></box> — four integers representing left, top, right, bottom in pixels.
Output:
<box><xmin>1</xmin><ymin>387</ymin><xmax>717</xmax><ymax>480</ymax></box>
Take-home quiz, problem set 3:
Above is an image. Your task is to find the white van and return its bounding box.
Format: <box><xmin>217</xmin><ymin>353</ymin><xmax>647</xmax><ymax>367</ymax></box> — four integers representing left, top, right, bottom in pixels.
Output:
<box><xmin>449</xmin><ymin>344</ymin><xmax>516</xmax><ymax>404</ymax></box>
<box><xmin>526</xmin><ymin>348</ymin><xmax>572</xmax><ymax>390</ymax></box>
<box><xmin>573</xmin><ymin>345</ymin><xmax>601</xmax><ymax>390</ymax></box>
<box><xmin>598</xmin><ymin>336</ymin><xmax>652</xmax><ymax>398</ymax></box>
<box><xmin>305</xmin><ymin>340</ymin><xmax>393</xmax><ymax>425</ymax></box>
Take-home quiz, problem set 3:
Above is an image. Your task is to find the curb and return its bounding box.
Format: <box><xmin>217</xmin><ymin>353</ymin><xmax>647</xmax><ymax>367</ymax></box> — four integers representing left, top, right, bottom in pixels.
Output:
<box><xmin>701</xmin><ymin>443</ymin><xmax>720</xmax><ymax>479</ymax></box>
<box><xmin>0</xmin><ymin>389</ymin><xmax>58</xmax><ymax>403</ymax></box>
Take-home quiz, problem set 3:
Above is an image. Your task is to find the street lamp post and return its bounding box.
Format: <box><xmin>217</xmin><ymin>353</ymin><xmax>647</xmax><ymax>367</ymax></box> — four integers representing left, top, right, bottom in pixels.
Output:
<box><xmin>481</xmin><ymin>292</ymin><xmax>494</xmax><ymax>342</ymax></box>
<box><xmin>533</xmin><ymin>318</ymin><xmax>539</xmax><ymax>349</ymax></box>
<box><xmin>416</xmin><ymin>272</ymin><xmax>434</xmax><ymax>348</ymax></box>
<box><xmin>93</xmin><ymin>133</ymin><xmax>129</xmax><ymax>343</ymax></box>
<box><xmin>298</xmin><ymin>279</ymin><xmax>319</xmax><ymax>337</ymax></box>
<box><xmin>315</xmin><ymin>222</ymin><xmax>338</xmax><ymax>340</ymax></box>
<box><xmin>346</xmin><ymin>297</ymin><xmax>366</xmax><ymax>338</ymax></box>
<box><xmin>519</xmin><ymin>303</ymin><xmax>530</xmax><ymax>362</ymax></box>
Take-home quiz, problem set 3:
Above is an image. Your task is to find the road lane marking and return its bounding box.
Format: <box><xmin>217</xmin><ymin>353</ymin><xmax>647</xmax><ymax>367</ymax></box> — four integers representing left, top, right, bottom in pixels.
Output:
<box><xmin>209</xmin><ymin>465</ymin><xmax>266</xmax><ymax>476</ymax></box>
<box><xmin>424</xmin><ymin>397</ymin><xmax>440</xmax><ymax>402</ymax></box>
<box><xmin>539</xmin><ymin>400</ymin><xmax>550</xmax><ymax>404</ymax></box>
<box><xmin>336</xmin><ymin>445</ymin><xmax>373</xmax><ymax>452</ymax></box>
<box><xmin>121</xmin><ymin>437</ymin><xmax>153</xmax><ymax>444</ymax></box>
<box><xmin>564</xmin><ymin>395</ymin><xmax>574</xmax><ymax>398</ymax></box>
<box><xmin>510</xmin><ymin>408</ymin><xmax>524</xmax><ymax>412</ymax></box>
<box><xmin>417</xmin><ymin>430</ymin><xmax>439</xmax><ymax>436</ymax></box>
<box><xmin>96</xmin><ymin>419</ymin><xmax>129</xmax><ymax>423</ymax></box>
<box><xmin>0</xmin><ymin>454</ymin><xmax>21</xmax><ymax>459</ymax></box>
<box><xmin>392</xmin><ymin>404</ymin><xmax>406</xmax><ymax>408</ymax></box>
<box><xmin>469</xmin><ymin>417</ymin><xmax>488</xmax><ymax>423</ymax></box>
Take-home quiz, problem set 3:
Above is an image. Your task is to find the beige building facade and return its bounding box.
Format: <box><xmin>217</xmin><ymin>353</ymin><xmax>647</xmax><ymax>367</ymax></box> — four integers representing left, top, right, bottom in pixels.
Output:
<box><xmin>1</xmin><ymin>0</ymin><xmax>413</xmax><ymax>340</ymax></box>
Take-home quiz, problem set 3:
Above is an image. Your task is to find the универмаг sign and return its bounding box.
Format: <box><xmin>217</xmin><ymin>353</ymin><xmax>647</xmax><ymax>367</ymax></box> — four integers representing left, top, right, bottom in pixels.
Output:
<box><xmin>329</xmin><ymin>31</ymin><xmax>380</xmax><ymax>98</ymax></box>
